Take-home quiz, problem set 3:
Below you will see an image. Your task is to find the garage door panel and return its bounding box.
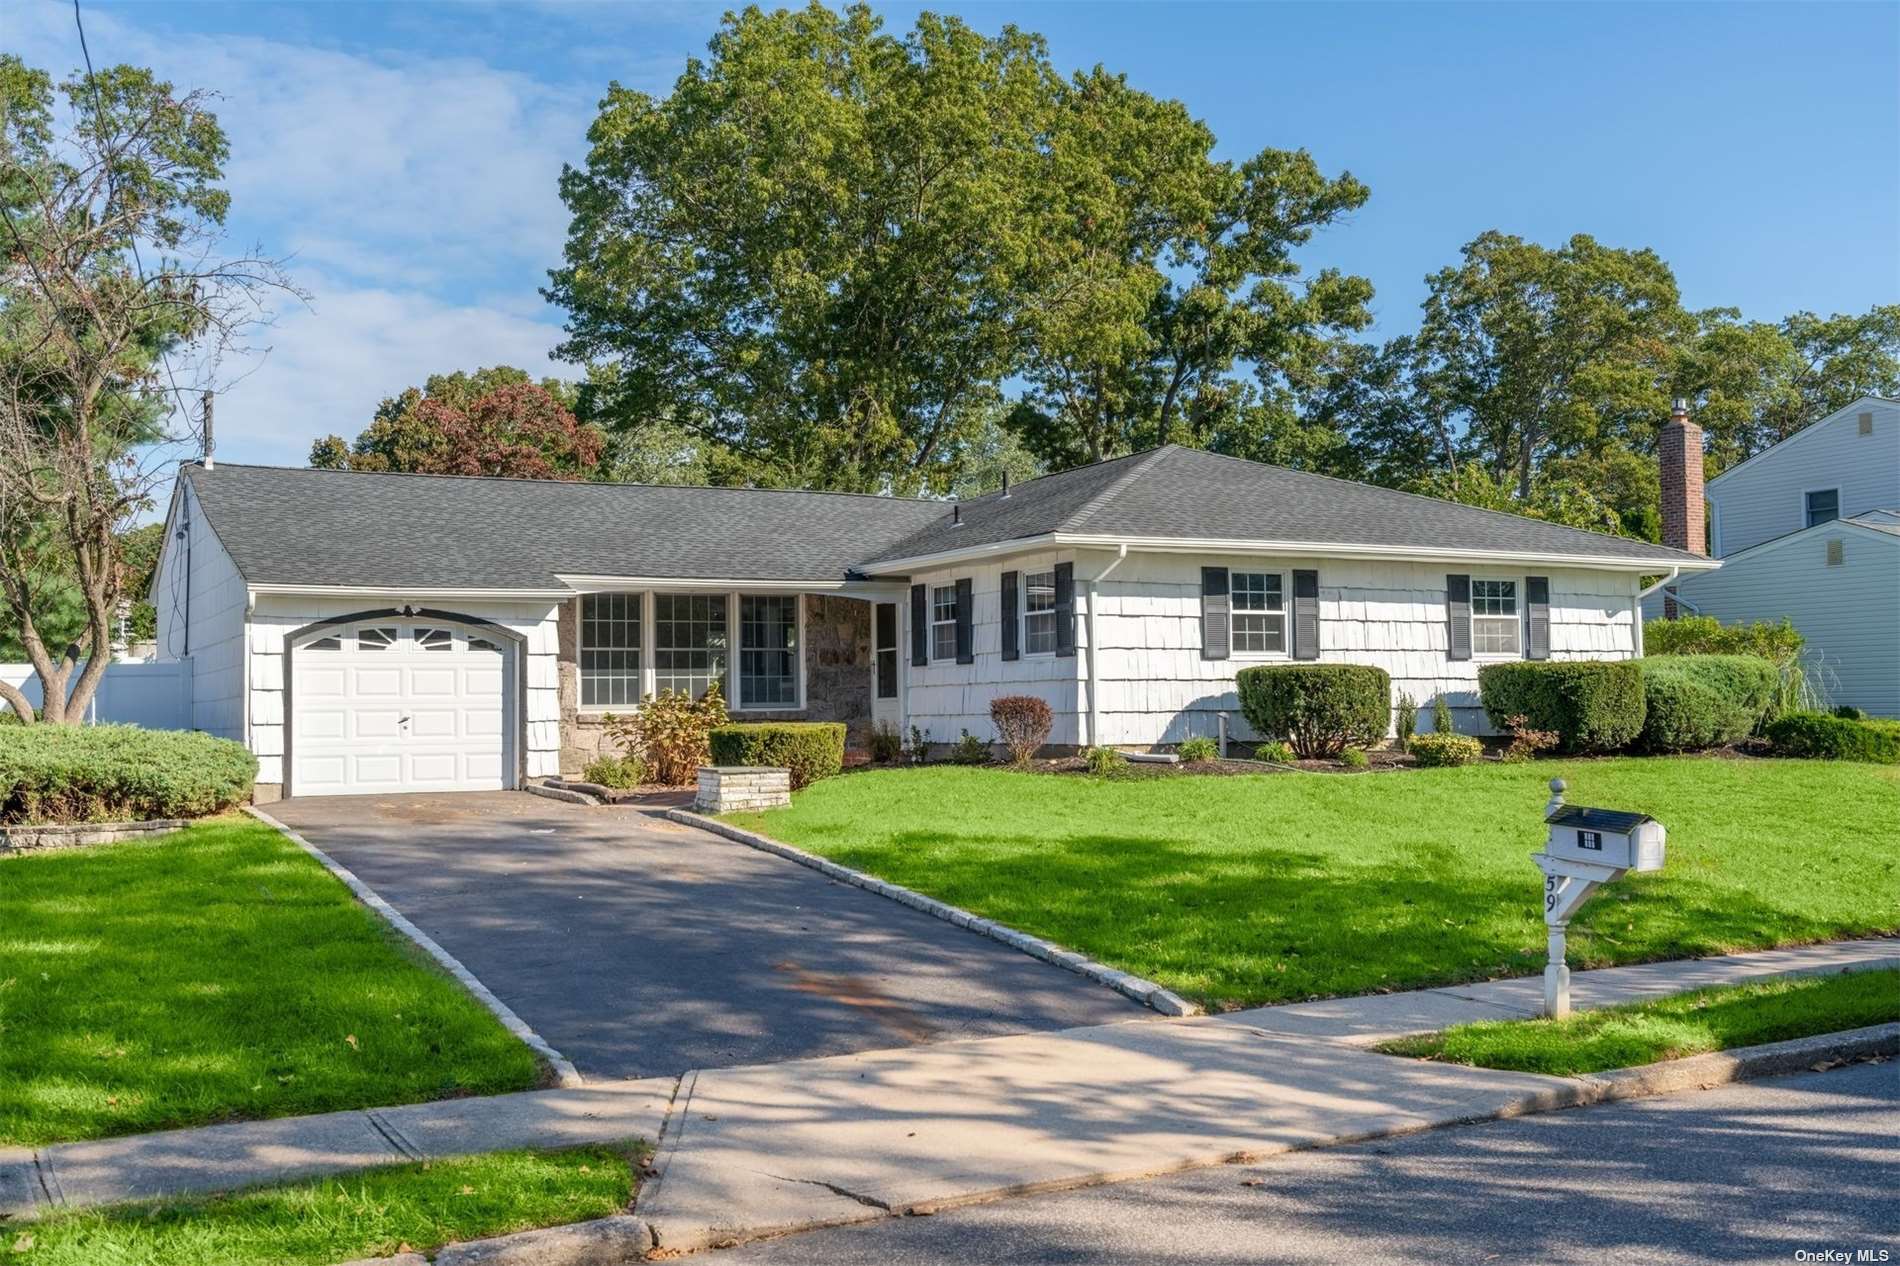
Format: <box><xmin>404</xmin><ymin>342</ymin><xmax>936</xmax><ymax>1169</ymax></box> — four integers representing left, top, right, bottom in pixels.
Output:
<box><xmin>291</xmin><ymin>626</ymin><xmax>514</xmax><ymax>797</ymax></box>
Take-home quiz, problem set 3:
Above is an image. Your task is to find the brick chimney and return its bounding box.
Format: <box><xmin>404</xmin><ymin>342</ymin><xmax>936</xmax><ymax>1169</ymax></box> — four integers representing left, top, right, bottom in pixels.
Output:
<box><xmin>1657</xmin><ymin>396</ymin><xmax>1705</xmax><ymax>617</ymax></box>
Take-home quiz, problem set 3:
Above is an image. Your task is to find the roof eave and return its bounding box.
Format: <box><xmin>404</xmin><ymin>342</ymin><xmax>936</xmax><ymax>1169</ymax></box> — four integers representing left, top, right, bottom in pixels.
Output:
<box><xmin>247</xmin><ymin>582</ymin><xmax>575</xmax><ymax>601</ymax></box>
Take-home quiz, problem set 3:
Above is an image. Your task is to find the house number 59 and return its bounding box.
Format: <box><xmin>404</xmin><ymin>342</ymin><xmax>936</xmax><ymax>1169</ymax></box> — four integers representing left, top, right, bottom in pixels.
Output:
<box><xmin>1544</xmin><ymin>873</ymin><xmax>1558</xmax><ymax>914</ymax></box>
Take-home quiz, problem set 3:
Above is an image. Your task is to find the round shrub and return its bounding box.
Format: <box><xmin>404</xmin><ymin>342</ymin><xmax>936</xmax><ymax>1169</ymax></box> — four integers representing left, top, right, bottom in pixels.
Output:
<box><xmin>1236</xmin><ymin>664</ymin><xmax>1391</xmax><ymax>758</ymax></box>
<box><xmin>1635</xmin><ymin>655</ymin><xmax>1779</xmax><ymax>752</ymax></box>
<box><xmin>707</xmin><ymin>722</ymin><xmax>846</xmax><ymax>789</ymax></box>
<box><xmin>581</xmin><ymin>754</ymin><xmax>645</xmax><ymax>789</ymax></box>
<box><xmin>1764</xmin><ymin>712</ymin><xmax>1900</xmax><ymax>764</ymax></box>
<box><xmin>1176</xmin><ymin>735</ymin><xmax>1219</xmax><ymax>763</ymax></box>
<box><xmin>1408</xmin><ymin>733</ymin><xmax>1483</xmax><ymax>767</ymax></box>
<box><xmin>0</xmin><ymin>723</ymin><xmax>256</xmax><ymax>824</ymax></box>
<box><xmin>990</xmin><ymin>695</ymin><xmax>1054</xmax><ymax>765</ymax></box>
<box><xmin>1478</xmin><ymin>661</ymin><xmax>1645</xmax><ymax>754</ymax></box>
<box><xmin>1339</xmin><ymin>746</ymin><xmax>1369</xmax><ymax>770</ymax></box>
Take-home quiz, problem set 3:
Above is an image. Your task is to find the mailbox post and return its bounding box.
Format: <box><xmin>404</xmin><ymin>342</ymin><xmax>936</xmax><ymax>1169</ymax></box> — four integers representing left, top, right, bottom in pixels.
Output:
<box><xmin>1533</xmin><ymin>778</ymin><xmax>1665</xmax><ymax>1018</ymax></box>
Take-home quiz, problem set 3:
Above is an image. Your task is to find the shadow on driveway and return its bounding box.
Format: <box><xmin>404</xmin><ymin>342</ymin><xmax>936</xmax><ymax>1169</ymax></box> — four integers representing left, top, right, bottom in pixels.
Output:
<box><xmin>265</xmin><ymin>792</ymin><xmax>1141</xmax><ymax>1080</ymax></box>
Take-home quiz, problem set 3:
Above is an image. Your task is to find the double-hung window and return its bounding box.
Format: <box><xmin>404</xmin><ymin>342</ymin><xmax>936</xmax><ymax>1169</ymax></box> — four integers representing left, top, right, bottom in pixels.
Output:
<box><xmin>1470</xmin><ymin>579</ymin><xmax>1521</xmax><ymax>656</ymax></box>
<box><xmin>580</xmin><ymin>593</ymin><xmax>641</xmax><ymax>707</ymax></box>
<box><xmin>654</xmin><ymin>594</ymin><xmax>728</xmax><ymax>699</ymax></box>
<box><xmin>1805</xmin><ymin>488</ymin><xmax>1840</xmax><ymax>527</ymax></box>
<box><xmin>931</xmin><ymin>585</ymin><xmax>959</xmax><ymax>661</ymax></box>
<box><xmin>1231</xmin><ymin>572</ymin><xmax>1285</xmax><ymax>654</ymax></box>
<box><xmin>1023</xmin><ymin>570</ymin><xmax>1057</xmax><ymax>655</ymax></box>
<box><xmin>739</xmin><ymin>595</ymin><xmax>799</xmax><ymax>708</ymax></box>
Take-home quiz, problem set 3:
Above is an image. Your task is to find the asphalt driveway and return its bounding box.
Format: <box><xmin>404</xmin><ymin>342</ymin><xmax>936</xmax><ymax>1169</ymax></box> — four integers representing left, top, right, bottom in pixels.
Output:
<box><xmin>264</xmin><ymin>791</ymin><xmax>1140</xmax><ymax>1080</ymax></box>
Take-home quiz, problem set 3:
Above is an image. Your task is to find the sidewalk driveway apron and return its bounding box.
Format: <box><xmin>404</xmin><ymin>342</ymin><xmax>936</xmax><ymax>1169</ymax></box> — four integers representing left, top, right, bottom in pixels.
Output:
<box><xmin>265</xmin><ymin>791</ymin><xmax>1140</xmax><ymax>1080</ymax></box>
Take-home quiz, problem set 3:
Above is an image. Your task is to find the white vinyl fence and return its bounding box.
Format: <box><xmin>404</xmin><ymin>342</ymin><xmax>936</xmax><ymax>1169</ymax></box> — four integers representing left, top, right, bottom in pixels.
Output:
<box><xmin>0</xmin><ymin>659</ymin><xmax>194</xmax><ymax>730</ymax></box>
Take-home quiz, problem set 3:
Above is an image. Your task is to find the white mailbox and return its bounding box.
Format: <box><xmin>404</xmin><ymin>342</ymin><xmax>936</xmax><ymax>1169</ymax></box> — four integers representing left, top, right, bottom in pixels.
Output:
<box><xmin>1544</xmin><ymin>805</ymin><xmax>1665</xmax><ymax>873</ymax></box>
<box><xmin>1532</xmin><ymin>779</ymin><xmax>1667</xmax><ymax>1019</ymax></box>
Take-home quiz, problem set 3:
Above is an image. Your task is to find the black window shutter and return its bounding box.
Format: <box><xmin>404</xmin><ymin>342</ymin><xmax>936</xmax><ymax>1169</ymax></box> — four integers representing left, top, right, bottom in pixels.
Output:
<box><xmin>1053</xmin><ymin>562</ymin><xmax>1076</xmax><ymax>657</ymax></box>
<box><xmin>1447</xmin><ymin>574</ymin><xmax>1471</xmax><ymax>661</ymax></box>
<box><xmin>910</xmin><ymin>583</ymin><xmax>928</xmax><ymax>666</ymax></box>
<box><xmin>955</xmin><ymin>576</ymin><xmax>974</xmax><ymax>664</ymax></box>
<box><xmin>1201</xmin><ymin>566</ymin><xmax>1230</xmax><ymax>661</ymax></box>
<box><xmin>1000</xmin><ymin>571</ymin><xmax>1020</xmax><ymax>661</ymax></box>
<box><xmin>1292</xmin><ymin>569</ymin><xmax>1320</xmax><ymax>660</ymax></box>
<box><xmin>1526</xmin><ymin>576</ymin><xmax>1550</xmax><ymax>660</ymax></box>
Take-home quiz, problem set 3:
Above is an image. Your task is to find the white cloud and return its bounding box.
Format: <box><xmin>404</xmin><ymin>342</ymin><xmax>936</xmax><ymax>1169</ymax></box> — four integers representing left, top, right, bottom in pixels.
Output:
<box><xmin>209</xmin><ymin>278</ymin><xmax>569</xmax><ymax>467</ymax></box>
<box><xmin>11</xmin><ymin>1</ymin><xmax>608</xmax><ymax>467</ymax></box>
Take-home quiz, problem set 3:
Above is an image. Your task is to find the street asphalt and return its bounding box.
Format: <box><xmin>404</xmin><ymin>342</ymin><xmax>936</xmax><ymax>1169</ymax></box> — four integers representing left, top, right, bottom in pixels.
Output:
<box><xmin>264</xmin><ymin>791</ymin><xmax>1138</xmax><ymax>1080</ymax></box>
<box><xmin>717</xmin><ymin>1061</ymin><xmax>1900</xmax><ymax>1265</ymax></box>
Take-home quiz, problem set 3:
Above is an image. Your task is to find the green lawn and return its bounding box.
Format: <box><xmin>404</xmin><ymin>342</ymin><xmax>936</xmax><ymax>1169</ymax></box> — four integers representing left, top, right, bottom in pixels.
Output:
<box><xmin>730</xmin><ymin>758</ymin><xmax>1899</xmax><ymax>1009</ymax></box>
<box><xmin>0</xmin><ymin>817</ymin><xmax>543</xmax><ymax>1148</ymax></box>
<box><xmin>1378</xmin><ymin>968</ymin><xmax>1899</xmax><ymax>1075</ymax></box>
<box><xmin>6</xmin><ymin>1145</ymin><xmax>638</xmax><ymax>1266</ymax></box>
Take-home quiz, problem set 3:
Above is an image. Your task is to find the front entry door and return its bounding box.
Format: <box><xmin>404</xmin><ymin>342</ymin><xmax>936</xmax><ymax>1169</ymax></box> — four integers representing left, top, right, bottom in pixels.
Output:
<box><xmin>871</xmin><ymin>601</ymin><xmax>901</xmax><ymax>734</ymax></box>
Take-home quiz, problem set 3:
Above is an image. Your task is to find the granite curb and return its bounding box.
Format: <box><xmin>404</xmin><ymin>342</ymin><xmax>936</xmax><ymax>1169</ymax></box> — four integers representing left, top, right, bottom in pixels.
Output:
<box><xmin>665</xmin><ymin>808</ymin><xmax>1200</xmax><ymax>1017</ymax></box>
<box><xmin>247</xmin><ymin>806</ymin><xmax>586</xmax><ymax>1087</ymax></box>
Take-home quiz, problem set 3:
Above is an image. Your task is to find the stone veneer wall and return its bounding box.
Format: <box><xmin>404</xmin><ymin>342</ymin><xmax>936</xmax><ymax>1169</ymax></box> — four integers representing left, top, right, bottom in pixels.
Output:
<box><xmin>558</xmin><ymin>594</ymin><xmax>874</xmax><ymax>775</ymax></box>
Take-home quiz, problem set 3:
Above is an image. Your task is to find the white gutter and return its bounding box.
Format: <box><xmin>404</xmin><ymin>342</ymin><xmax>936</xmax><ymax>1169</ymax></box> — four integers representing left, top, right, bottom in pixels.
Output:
<box><xmin>1084</xmin><ymin>544</ymin><xmax>1129</xmax><ymax>749</ymax></box>
<box><xmin>868</xmin><ymin>532</ymin><xmax>1721</xmax><ymax>576</ymax></box>
<box><xmin>555</xmin><ymin>574</ymin><xmax>907</xmax><ymax>596</ymax></box>
<box><xmin>1631</xmin><ymin>565</ymin><xmax>1683</xmax><ymax>657</ymax></box>
<box><xmin>246</xmin><ymin>584</ymin><xmax>572</xmax><ymax>601</ymax></box>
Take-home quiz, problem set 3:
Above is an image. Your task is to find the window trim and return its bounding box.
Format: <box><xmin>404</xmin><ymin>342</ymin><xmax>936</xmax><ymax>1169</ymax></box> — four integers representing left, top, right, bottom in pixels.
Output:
<box><xmin>1021</xmin><ymin>568</ymin><xmax>1059</xmax><ymax>657</ymax></box>
<box><xmin>578</xmin><ymin>592</ymin><xmax>644</xmax><ymax>711</ymax></box>
<box><xmin>576</xmin><ymin>590</ymin><xmax>808</xmax><ymax>715</ymax></box>
<box><xmin>1802</xmin><ymin>486</ymin><xmax>1841</xmax><ymax>530</ymax></box>
<box><xmin>736</xmin><ymin>593</ymin><xmax>805</xmax><ymax>713</ymax></box>
<box><xmin>1229</xmin><ymin>569</ymin><xmax>1290</xmax><ymax>660</ymax></box>
<box><xmin>930</xmin><ymin>584</ymin><xmax>959</xmax><ymax>663</ymax></box>
<box><xmin>1468</xmin><ymin>574</ymin><xmax>1525</xmax><ymax>660</ymax></box>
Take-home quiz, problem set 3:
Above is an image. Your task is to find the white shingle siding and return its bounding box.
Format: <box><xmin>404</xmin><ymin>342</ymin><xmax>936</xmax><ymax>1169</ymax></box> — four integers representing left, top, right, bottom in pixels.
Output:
<box><xmin>1084</xmin><ymin>553</ymin><xmax>1637</xmax><ymax>746</ymax></box>
<box><xmin>901</xmin><ymin>548</ymin><xmax>1639</xmax><ymax>748</ymax></box>
<box><xmin>152</xmin><ymin>480</ymin><xmax>247</xmax><ymax>741</ymax></box>
<box><xmin>1709</xmin><ymin>398</ymin><xmax>1900</xmax><ymax>557</ymax></box>
<box><xmin>903</xmin><ymin>551</ymin><xmax>1083</xmax><ymax>747</ymax></box>
<box><xmin>1659</xmin><ymin>526</ymin><xmax>1899</xmax><ymax>718</ymax></box>
<box><xmin>243</xmin><ymin>595</ymin><xmax>563</xmax><ymax>786</ymax></box>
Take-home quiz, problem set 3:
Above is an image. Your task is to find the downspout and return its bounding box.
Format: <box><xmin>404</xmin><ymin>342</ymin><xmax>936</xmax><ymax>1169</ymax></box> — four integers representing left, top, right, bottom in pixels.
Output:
<box><xmin>1632</xmin><ymin>566</ymin><xmax>1681</xmax><ymax>658</ymax></box>
<box><xmin>1084</xmin><ymin>543</ymin><xmax>1129</xmax><ymax>749</ymax></box>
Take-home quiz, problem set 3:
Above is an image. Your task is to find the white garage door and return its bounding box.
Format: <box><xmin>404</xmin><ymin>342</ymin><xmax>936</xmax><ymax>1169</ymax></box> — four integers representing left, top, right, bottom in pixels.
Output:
<box><xmin>291</xmin><ymin>622</ymin><xmax>513</xmax><ymax>796</ymax></box>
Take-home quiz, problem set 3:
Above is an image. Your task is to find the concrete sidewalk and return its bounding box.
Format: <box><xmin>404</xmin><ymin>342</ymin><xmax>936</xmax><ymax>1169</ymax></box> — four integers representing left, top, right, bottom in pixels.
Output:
<box><xmin>1</xmin><ymin>937</ymin><xmax>1890</xmax><ymax>1233</ymax></box>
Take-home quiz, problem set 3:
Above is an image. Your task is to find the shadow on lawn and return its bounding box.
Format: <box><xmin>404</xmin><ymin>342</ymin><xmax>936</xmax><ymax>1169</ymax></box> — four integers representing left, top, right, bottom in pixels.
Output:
<box><xmin>846</xmin><ymin>828</ymin><xmax>1860</xmax><ymax>1008</ymax></box>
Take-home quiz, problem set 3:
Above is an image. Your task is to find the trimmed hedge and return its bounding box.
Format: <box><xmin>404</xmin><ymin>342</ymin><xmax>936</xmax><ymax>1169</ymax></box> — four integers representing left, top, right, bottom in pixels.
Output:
<box><xmin>1478</xmin><ymin>661</ymin><xmax>1645</xmax><ymax>755</ymax></box>
<box><xmin>708</xmin><ymin>722</ymin><xmax>846</xmax><ymax>790</ymax></box>
<box><xmin>0</xmin><ymin>723</ymin><xmax>257</xmax><ymax>824</ymax></box>
<box><xmin>1409</xmin><ymin>733</ymin><xmax>1483</xmax><ymax>767</ymax></box>
<box><xmin>1764</xmin><ymin>712</ymin><xmax>1900</xmax><ymax>764</ymax></box>
<box><xmin>1636</xmin><ymin>655</ymin><xmax>1779</xmax><ymax>753</ymax></box>
<box><xmin>1237</xmin><ymin>664</ymin><xmax>1390</xmax><ymax>758</ymax></box>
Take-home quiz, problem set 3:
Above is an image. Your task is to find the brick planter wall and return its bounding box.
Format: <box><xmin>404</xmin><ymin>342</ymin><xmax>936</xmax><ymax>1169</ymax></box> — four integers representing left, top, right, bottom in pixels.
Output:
<box><xmin>695</xmin><ymin>766</ymin><xmax>791</xmax><ymax>814</ymax></box>
<box><xmin>1</xmin><ymin>819</ymin><xmax>189</xmax><ymax>856</ymax></box>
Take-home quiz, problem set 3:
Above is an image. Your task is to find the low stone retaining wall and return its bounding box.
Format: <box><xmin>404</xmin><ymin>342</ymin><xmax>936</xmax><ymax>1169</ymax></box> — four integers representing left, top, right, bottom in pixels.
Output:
<box><xmin>0</xmin><ymin>818</ymin><xmax>190</xmax><ymax>856</ymax></box>
<box><xmin>695</xmin><ymin>766</ymin><xmax>791</xmax><ymax>814</ymax></box>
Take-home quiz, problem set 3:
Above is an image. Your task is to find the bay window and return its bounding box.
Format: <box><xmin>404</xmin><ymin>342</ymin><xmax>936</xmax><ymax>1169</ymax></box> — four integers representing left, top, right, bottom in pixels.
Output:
<box><xmin>739</xmin><ymin>594</ymin><xmax>800</xmax><ymax>708</ymax></box>
<box><xmin>580</xmin><ymin>593</ymin><xmax>641</xmax><ymax>707</ymax></box>
<box><xmin>654</xmin><ymin>593</ymin><xmax>728</xmax><ymax>699</ymax></box>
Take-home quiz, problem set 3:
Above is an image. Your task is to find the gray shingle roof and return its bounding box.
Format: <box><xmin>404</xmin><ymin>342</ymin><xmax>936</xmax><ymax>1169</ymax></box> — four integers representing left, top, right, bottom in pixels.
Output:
<box><xmin>863</xmin><ymin>445</ymin><xmax>1709</xmax><ymax>567</ymax></box>
<box><xmin>183</xmin><ymin>463</ymin><xmax>946</xmax><ymax>589</ymax></box>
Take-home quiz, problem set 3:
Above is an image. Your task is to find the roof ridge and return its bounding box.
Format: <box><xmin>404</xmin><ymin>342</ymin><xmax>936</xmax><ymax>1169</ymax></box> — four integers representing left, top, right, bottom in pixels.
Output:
<box><xmin>1155</xmin><ymin>445</ymin><xmax>1707</xmax><ymax>562</ymax></box>
<box><xmin>1060</xmin><ymin>446</ymin><xmax>1176</xmax><ymax>533</ymax></box>
<box><xmin>185</xmin><ymin>461</ymin><xmax>942</xmax><ymax>506</ymax></box>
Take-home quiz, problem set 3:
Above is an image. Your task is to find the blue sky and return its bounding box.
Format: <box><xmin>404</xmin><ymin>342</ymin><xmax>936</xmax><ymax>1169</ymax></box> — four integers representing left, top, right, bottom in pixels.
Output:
<box><xmin>13</xmin><ymin>0</ymin><xmax>1898</xmax><ymax>467</ymax></box>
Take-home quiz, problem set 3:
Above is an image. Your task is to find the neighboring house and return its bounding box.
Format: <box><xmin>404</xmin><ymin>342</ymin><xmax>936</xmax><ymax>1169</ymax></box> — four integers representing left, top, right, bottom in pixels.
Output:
<box><xmin>1648</xmin><ymin>396</ymin><xmax>1900</xmax><ymax>717</ymax></box>
<box><xmin>150</xmin><ymin>447</ymin><xmax>1712</xmax><ymax>800</ymax></box>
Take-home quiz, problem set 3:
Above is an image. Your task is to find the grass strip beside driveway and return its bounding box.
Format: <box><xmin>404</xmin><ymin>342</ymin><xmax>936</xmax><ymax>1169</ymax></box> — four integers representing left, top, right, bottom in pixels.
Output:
<box><xmin>0</xmin><ymin>816</ymin><xmax>543</xmax><ymax>1148</ymax></box>
<box><xmin>730</xmin><ymin>759</ymin><xmax>1898</xmax><ymax>1009</ymax></box>
<box><xmin>1377</xmin><ymin>969</ymin><xmax>1899</xmax><ymax>1075</ymax></box>
<box><xmin>4</xmin><ymin>1145</ymin><xmax>636</xmax><ymax>1266</ymax></box>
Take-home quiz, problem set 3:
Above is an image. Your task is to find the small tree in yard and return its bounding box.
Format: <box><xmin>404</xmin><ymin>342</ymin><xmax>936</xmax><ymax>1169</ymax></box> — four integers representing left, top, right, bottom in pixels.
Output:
<box><xmin>0</xmin><ymin>56</ymin><xmax>295</xmax><ymax>723</ymax></box>
<box><xmin>605</xmin><ymin>684</ymin><xmax>728</xmax><ymax>786</ymax></box>
<box><xmin>990</xmin><ymin>695</ymin><xmax>1053</xmax><ymax>766</ymax></box>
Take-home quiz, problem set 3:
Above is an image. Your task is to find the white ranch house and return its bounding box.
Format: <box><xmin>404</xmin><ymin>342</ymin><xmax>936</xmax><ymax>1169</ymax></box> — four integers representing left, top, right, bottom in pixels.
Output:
<box><xmin>150</xmin><ymin>446</ymin><xmax>1714</xmax><ymax>799</ymax></box>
